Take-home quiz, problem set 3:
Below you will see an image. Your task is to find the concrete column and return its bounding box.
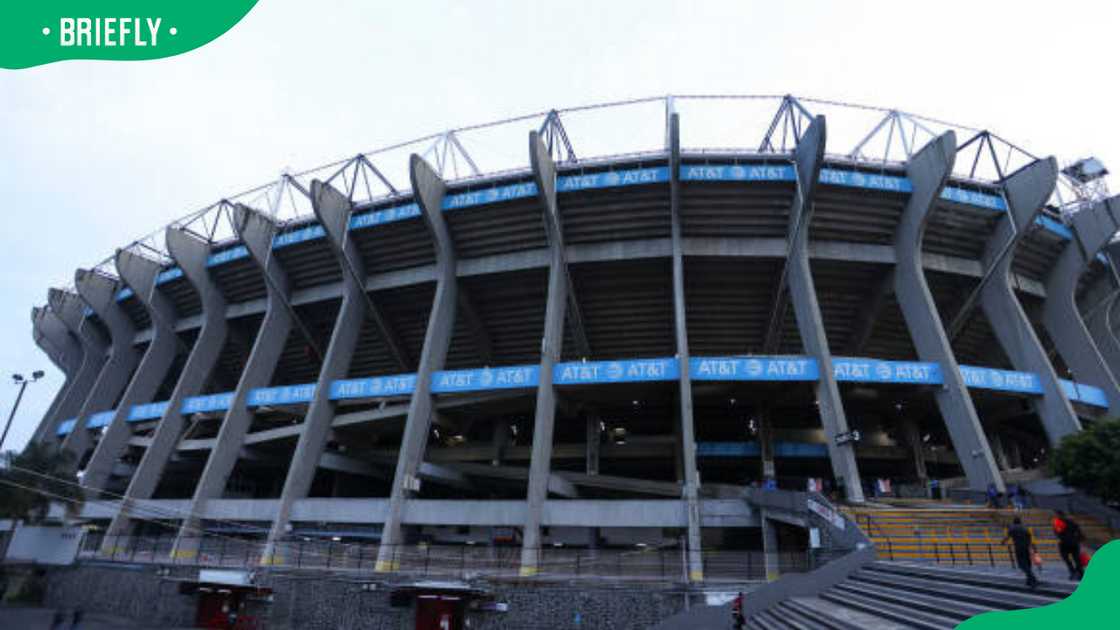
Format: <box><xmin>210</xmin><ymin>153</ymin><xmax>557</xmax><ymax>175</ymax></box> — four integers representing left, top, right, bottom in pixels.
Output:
<box><xmin>668</xmin><ymin>114</ymin><xmax>705</xmax><ymax>581</ymax></box>
<box><xmin>1043</xmin><ymin>197</ymin><xmax>1120</xmax><ymax>415</ymax></box>
<box><xmin>1087</xmin><ymin>293</ymin><xmax>1120</xmax><ymax>379</ymax></box>
<box><xmin>980</xmin><ymin>158</ymin><xmax>1081</xmax><ymax>443</ymax></box>
<box><xmin>758</xmin><ymin>412</ymin><xmax>775</xmax><ymax>481</ymax></box>
<box><xmin>900</xmin><ymin>417</ymin><xmax>927</xmax><ymax>482</ymax></box>
<box><xmin>520</xmin><ymin>131</ymin><xmax>572</xmax><ymax>577</ymax></box>
<box><xmin>492</xmin><ymin>421</ymin><xmax>509</xmax><ymax>466</ymax></box>
<box><xmin>585</xmin><ymin>415</ymin><xmax>600</xmax><ymax>475</ymax></box>
<box><xmin>987</xmin><ymin>431</ymin><xmax>1010</xmax><ymax>471</ymax></box>
<box><xmin>172</xmin><ymin>206</ymin><xmax>294</xmax><ymax>559</ymax></box>
<box><xmin>761</xmin><ymin>512</ymin><xmax>780</xmax><ymax>582</ymax></box>
<box><xmin>105</xmin><ymin>228</ymin><xmax>228</xmax><ymax>540</ymax></box>
<box><xmin>38</xmin><ymin>290</ymin><xmax>108</xmax><ymax>445</ymax></box>
<box><xmin>784</xmin><ymin>115</ymin><xmax>865</xmax><ymax>503</ymax></box>
<box><xmin>61</xmin><ymin>270</ymin><xmax>141</xmax><ymax>462</ymax></box>
<box><xmin>376</xmin><ymin>156</ymin><xmax>457</xmax><ymax>572</ymax></box>
<box><xmin>893</xmin><ymin>132</ymin><xmax>1003</xmax><ymax>492</ymax></box>
<box><xmin>83</xmin><ymin>250</ymin><xmax>180</xmax><ymax>493</ymax></box>
<box><xmin>29</xmin><ymin>307</ymin><xmax>83</xmax><ymax>444</ymax></box>
<box><xmin>262</xmin><ymin>181</ymin><xmax>366</xmax><ymax>564</ymax></box>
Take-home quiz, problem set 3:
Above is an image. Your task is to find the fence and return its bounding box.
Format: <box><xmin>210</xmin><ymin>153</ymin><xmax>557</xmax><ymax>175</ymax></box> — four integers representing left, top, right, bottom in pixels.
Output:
<box><xmin>76</xmin><ymin>532</ymin><xmax>811</xmax><ymax>583</ymax></box>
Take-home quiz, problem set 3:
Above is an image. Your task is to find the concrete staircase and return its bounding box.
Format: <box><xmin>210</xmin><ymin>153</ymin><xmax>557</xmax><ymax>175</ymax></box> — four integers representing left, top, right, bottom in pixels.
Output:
<box><xmin>843</xmin><ymin>504</ymin><xmax>1113</xmax><ymax>564</ymax></box>
<box><xmin>745</xmin><ymin>561</ymin><xmax>1076</xmax><ymax>629</ymax></box>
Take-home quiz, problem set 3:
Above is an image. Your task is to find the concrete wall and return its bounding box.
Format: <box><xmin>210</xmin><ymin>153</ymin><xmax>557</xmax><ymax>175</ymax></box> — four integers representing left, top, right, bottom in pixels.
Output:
<box><xmin>43</xmin><ymin>562</ymin><xmax>698</xmax><ymax>630</ymax></box>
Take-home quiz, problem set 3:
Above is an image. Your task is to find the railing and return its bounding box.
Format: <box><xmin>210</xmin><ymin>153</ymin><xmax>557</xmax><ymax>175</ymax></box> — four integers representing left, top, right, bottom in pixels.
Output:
<box><xmin>78</xmin><ymin>532</ymin><xmax>808</xmax><ymax>583</ymax></box>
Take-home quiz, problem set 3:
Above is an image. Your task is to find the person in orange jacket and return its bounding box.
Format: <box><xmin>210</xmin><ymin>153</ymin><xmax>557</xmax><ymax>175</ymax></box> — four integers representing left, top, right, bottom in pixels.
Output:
<box><xmin>1052</xmin><ymin>510</ymin><xmax>1085</xmax><ymax>580</ymax></box>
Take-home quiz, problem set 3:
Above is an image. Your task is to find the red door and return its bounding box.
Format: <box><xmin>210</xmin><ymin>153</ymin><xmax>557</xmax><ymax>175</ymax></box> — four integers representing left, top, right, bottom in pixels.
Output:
<box><xmin>415</xmin><ymin>596</ymin><xmax>461</xmax><ymax>630</ymax></box>
<box><xmin>196</xmin><ymin>591</ymin><xmax>232</xmax><ymax>629</ymax></box>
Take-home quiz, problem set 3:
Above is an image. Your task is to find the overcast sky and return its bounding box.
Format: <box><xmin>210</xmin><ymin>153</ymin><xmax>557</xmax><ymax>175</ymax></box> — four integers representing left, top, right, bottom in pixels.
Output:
<box><xmin>2</xmin><ymin>0</ymin><xmax>1118</xmax><ymax>451</ymax></box>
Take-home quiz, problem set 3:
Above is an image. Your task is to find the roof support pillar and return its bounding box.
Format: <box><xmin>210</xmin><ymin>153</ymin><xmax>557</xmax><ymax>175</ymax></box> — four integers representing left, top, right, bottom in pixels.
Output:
<box><xmin>376</xmin><ymin>156</ymin><xmax>458</xmax><ymax>572</ymax></box>
<box><xmin>83</xmin><ymin>251</ymin><xmax>180</xmax><ymax>493</ymax></box>
<box><xmin>667</xmin><ymin>113</ymin><xmax>705</xmax><ymax>580</ymax></box>
<box><xmin>106</xmin><ymin>228</ymin><xmax>229</xmax><ymax>540</ymax></box>
<box><xmin>262</xmin><ymin>181</ymin><xmax>367</xmax><ymax>565</ymax></box>
<box><xmin>785</xmin><ymin>115</ymin><xmax>865</xmax><ymax>503</ymax></box>
<box><xmin>40</xmin><ymin>290</ymin><xmax>108</xmax><ymax>445</ymax></box>
<box><xmin>29</xmin><ymin>307</ymin><xmax>85</xmax><ymax>444</ymax></box>
<box><xmin>979</xmin><ymin>158</ymin><xmax>1081</xmax><ymax>444</ymax></box>
<box><xmin>1085</xmin><ymin>245</ymin><xmax>1120</xmax><ymax>380</ymax></box>
<box><xmin>62</xmin><ymin>270</ymin><xmax>141</xmax><ymax>461</ymax></box>
<box><xmin>172</xmin><ymin>208</ymin><xmax>294</xmax><ymax>561</ymax></box>
<box><xmin>519</xmin><ymin>131</ymin><xmax>573</xmax><ymax>577</ymax></box>
<box><xmin>1043</xmin><ymin>197</ymin><xmax>1120</xmax><ymax>415</ymax></box>
<box><xmin>893</xmin><ymin>132</ymin><xmax>1003</xmax><ymax>493</ymax></box>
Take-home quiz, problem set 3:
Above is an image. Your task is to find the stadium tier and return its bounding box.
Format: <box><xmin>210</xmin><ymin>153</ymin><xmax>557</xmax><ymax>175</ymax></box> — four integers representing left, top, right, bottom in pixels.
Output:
<box><xmin>28</xmin><ymin>96</ymin><xmax>1120</xmax><ymax>579</ymax></box>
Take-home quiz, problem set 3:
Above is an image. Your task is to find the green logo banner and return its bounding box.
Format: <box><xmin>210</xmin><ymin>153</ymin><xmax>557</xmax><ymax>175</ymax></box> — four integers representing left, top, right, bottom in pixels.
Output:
<box><xmin>1</xmin><ymin>1</ymin><xmax>259</xmax><ymax>69</ymax></box>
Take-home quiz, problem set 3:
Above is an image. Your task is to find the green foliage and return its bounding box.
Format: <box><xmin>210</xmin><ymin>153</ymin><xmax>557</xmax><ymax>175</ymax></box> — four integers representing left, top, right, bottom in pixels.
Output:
<box><xmin>0</xmin><ymin>442</ymin><xmax>83</xmax><ymax>523</ymax></box>
<box><xmin>1048</xmin><ymin>418</ymin><xmax>1120</xmax><ymax>503</ymax></box>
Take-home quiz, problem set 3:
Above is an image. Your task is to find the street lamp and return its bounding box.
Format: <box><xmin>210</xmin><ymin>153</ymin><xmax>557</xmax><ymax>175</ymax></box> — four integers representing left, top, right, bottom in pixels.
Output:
<box><xmin>1</xmin><ymin>371</ymin><xmax>45</xmax><ymax>451</ymax></box>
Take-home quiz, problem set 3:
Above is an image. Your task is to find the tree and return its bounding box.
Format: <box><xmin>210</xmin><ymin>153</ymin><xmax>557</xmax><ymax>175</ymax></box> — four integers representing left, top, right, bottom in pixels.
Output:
<box><xmin>1049</xmin><ymin>418</ymin><xmax>1120</xmax><ymax>504</ymax></box>
<box><xmin>0</xmin><ymin>442</ymin><xmax>84</xmax><ymax>523</ymax></box>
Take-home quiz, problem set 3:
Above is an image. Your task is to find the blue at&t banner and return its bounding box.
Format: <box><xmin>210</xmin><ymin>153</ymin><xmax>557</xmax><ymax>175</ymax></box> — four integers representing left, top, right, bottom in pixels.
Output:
<box><xmin>1059</xmin><ymin>379</ymin><xmax>1109</xmax><ymax>408</ymax></box>
<box><xmin>431</xmin><ymin>365</ymin><xmax>539</xmax><ymax>393</ymax></box>
<box><xmin>557</xmin><ymin>167</ymin><xmax>670</xmax><ymax>193</ymax></box>
<box><xmin>818</xmin><ymin>168</ymin><xmax>911</xmax><ymax>193</ymax></box>
<box><xmin>832</xmin><ymin>357</ymin><xmax>942</xmax><ymax>385</ymax></box>
<box><xmin>207</xmin><ymin>245</ymin><xmax>249</xmax><ymax>267</ymax></box>
<box><xmin>442</xmin><ymin>182</ymin><xmax>537</xmax><ymax>211</ymax></box>
<box><xmin>690</xmin><ymin>356</ymin><xmax>819</xmax><ymax>381</ymax></box>
<box><xmin>129</xmin><ymin>401</ymin><xmax>169</xmax><ymax>421</ymax></box>
<box><xmin>940</xmin><ymin>187</ymin><xmax>1007</xmax><ymax>211</ymax></box>
<box><xmin>958</xmin><ymin>365</ymin><xmax>1042</xmax><ymax>394</ymax></box>
<box><xmin>181</xmin><ymin>392</ymin><xmax>235</xmax><ymax>415</ymax></box>
<box><xmin>553</xmin><ymin>357</ymin><xmax>678</xmax><ymax>385</ymax></box>
<box><xmin>349</xmin><ymin>202</ymin><xmax>422</xmax><ymax>231</ymax></box>
<box><xmin>247</xmin><ymin>383</ymin><xmax>317</xmax><ymax>407</ymax></box>
<box><xmin>272</xmin><ymin>224</ymin><xmax>326</xmax><ymax>249</ymax></box>
<box><xmin>679</xmin><ymin>164</ymin><xmax>795</xmax><ymax>182</ymax></box>
<box><xmin>330</xmin><ymin>373</ymin><xmax>417</xmax><ymax>400</ymax></box>
<box><xmin>85</xmin><ymin>410</ymin><xmax>116</xmax><ymax>429</ymax></box>
<box><xmin>56</xmin><ymin>418</ymin><xmax>77</xmax><ymax>436</ymax></box>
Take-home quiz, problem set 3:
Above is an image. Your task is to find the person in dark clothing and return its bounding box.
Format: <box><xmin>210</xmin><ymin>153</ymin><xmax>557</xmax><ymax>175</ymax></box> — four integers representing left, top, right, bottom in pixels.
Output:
<box><xmin>1002</xmin><ymin>516</ymin><xmax>1038</xmax><ymax>588</ymax></box>
<box><xmin>1052</xmin><ymin>510</ymin><xmax>1085</xmax><ymax>580</ymax></box>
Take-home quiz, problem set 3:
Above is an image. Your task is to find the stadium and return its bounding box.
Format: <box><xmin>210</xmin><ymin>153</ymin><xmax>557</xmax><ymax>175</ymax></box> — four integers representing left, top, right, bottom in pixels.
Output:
<box><xmin>21</xmin><ymin>95</ymin><xmax>1120</xmax><ymax>623</ymax></box>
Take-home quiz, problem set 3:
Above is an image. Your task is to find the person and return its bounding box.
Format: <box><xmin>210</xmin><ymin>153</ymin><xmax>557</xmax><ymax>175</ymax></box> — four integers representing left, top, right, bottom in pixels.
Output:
<box><xmin>1052</xmin><ymin>510</ymin><xmax>1085</xmax><ymax>580</ymax></box>
<box><xmin>987</xmin><ymin>482</ymin><xmax>1001</xmax><ymax>509</ymax></box>
<box><xmin>731</xmin><ymin>591</ymin><xmax>745</xmax><ymax>629</ymax></box>
<box><xmin>1007</xmin><ymin>484</ymin><xmax>1023</xmax><ymax>511</ymax></box>
<box><xmin>1001</xmin><ymin>516</ymin><xmax>1039</xmax><ymax>588</ymax></box>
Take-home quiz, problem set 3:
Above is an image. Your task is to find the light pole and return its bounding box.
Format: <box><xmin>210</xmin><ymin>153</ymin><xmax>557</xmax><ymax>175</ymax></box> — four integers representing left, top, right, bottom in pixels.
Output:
<box><xmin>1</xmin><ymin>371</ymin><xmax>45</xmax><ymax>452</ymax></box>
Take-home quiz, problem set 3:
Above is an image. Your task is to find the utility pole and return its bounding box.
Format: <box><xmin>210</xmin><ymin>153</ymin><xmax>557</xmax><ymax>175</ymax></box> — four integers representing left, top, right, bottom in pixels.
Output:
<box><xmin>1</xmin><ymin>371</ymin><xmax>44</xmax><ymax>451</ymax></box>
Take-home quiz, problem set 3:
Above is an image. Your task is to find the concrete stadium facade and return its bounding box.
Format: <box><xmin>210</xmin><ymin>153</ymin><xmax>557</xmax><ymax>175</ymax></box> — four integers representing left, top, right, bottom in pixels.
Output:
<box><xmin>27</xmin><ymin>96</ymin><xmax>1120</xmax><ymax>581</ymax></box>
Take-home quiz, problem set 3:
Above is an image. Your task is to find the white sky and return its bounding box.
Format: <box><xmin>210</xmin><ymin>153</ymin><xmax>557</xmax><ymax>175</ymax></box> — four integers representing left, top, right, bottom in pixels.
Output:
<box><xmin>2</xmin><ymin>0</ymin><xmax>1118</xmax><ymax>451</ymax></box>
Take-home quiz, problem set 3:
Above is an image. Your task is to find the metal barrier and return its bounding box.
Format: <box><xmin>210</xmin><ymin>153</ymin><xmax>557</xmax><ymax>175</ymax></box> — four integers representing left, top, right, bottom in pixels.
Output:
<box><xmin>78</xmin><ymin>532</ymin><xmax>809</xmax><ymax>583</ymax></box>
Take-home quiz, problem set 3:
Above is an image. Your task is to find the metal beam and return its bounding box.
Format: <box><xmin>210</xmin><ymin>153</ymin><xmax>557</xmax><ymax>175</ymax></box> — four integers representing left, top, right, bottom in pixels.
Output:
<box><xmin>83</xmin><ymin>249</ymin><xmax>180</xmax><ymax>493</ymax></box>
<box><xmin>977</xmin><ymin>158</ymin><xmax>1081</xmax><ymax>445</ymax></box>
<box><xmin>892</xmin><ymin>132</ymin><xmax>1003</xmax><ymax>493</ymax></box>
<box><xmin>376</xmin><ymin>155</ymin><xmax>458</xmax><ymax>573</ymax></box>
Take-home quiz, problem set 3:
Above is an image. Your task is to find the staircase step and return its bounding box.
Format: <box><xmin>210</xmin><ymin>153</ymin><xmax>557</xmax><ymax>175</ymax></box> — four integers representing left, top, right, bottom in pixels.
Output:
<box><xmin>832</xmin><ymin>579</ymin><xmax>992</xmax><ymax>621</ymax></box>
<box><xmin>853</xmin><ymin>569</ymin><xmax>1063</xmax><ymax>609</ymax></box>
<box><xmin>784</xmin><ymin>597</ymin><xmax>907</xmax><ymax>630</ymax></box>
<box><xmin>819</xmin><ymin>587</ymin><xmax>959</xmax><ymax>630</ymax></box>
<box><xmin>775</xmin><ymin>600</ymin><xmax>865</xmax><ymax>630</ymax></box>
<box><xmin>865</xmin><ymin>562</ymin><xmax>1075</xmax><ymax>599</ymax></box>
